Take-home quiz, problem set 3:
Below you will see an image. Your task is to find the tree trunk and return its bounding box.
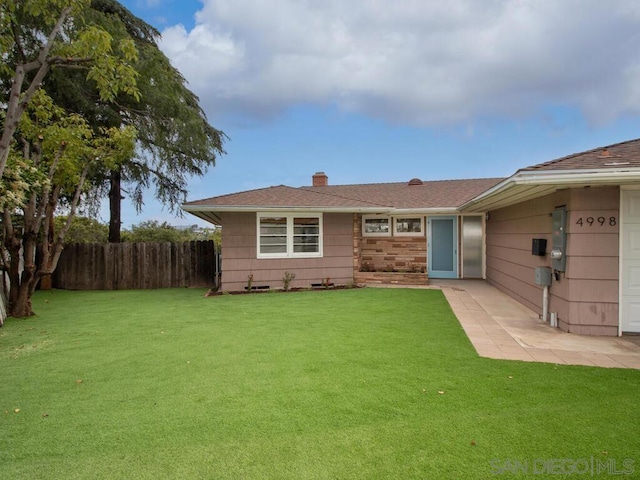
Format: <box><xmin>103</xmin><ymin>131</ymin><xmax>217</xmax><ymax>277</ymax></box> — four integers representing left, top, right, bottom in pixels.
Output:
<box><xmin>109</xmin><ymin>169</ymin><xmax>122</xmax><ymax>243</ymax></box>
<box><xmin>9</xmin><ymin>234</ymin><xmax>39</xmax><ymax>318</ymax></box>
<box><xmin>11</xmin><ymin>282</ymin><xmax>35</xmax><ymax>318</ymax></box>
<box><xmin>6</xmin><ymin>242</ymin><xmax>21</xmax><ymax>312</ymax></box>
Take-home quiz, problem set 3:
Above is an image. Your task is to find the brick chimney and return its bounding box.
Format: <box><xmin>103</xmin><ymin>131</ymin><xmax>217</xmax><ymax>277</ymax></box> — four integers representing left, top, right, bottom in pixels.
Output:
<box><xmin>312</xmin><ymin>172</ymin><xmax>328</xmax><ymax>187</ymax></box>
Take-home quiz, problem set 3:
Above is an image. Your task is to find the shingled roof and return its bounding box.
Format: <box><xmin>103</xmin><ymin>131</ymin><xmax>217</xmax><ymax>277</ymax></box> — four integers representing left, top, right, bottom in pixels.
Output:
<box><xmin>461</xmin><ymin>138</ymin><xmax>640</xmax><ymax>212</ymax></box>
<box><xmin>184</xmin><ymin>138</ymin><xmax>640</xmax><ymax>221</ymax></box>
<box><xmin>183</xmin><ymin>177</ymin><xmax>505</xmax><ymax>211</ymax></box>
<box><xmin>520</xmin><ymin>138</ymin><xmax>640</xmax><ymax>172</ymax></box>
<box><xmin>184</xmin><ymin>185</ymin><xmax>380</xmax><ymax>209</ymax></box>
<box><xmin>301</xmin><ymin>178</ymin><xmax>504</xmax><ymax>209</ymax></box>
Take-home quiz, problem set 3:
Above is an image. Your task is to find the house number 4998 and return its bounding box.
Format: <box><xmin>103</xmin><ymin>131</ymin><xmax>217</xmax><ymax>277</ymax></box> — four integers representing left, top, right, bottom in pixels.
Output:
<box><xmin>575</xmin><ymin>217</ymin><xmax>616</xmax><ymax>227</ymax></box>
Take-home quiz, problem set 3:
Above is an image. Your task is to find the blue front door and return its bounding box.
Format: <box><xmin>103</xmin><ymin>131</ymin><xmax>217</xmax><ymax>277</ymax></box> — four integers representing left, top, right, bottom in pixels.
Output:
<box><xmin>428</xmin><ymin>216</ymin><xmax>458</xmax><ymax>279</ymax></box>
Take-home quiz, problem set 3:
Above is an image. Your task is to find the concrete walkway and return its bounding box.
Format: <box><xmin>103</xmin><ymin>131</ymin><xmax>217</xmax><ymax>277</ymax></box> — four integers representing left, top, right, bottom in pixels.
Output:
<box><xmin>430</xmin><ymin>280</ymin><xmax>640</xmax><ymax>369</ymax></box>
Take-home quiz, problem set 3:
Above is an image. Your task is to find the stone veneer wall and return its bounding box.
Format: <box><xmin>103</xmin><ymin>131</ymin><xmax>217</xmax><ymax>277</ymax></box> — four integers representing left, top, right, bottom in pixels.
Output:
<box><xmin>360</xmin><ymin>237</ymin><xmax>426</xmax><ymax>272</ymax></box>
<box><xmin>352</xmin><ymin>214</ymin><xmax>428</xmax><ymax>285</ymax></box>
<box><xmin>353</xmin><ymin>214</ymin><xmax>362</xmax><ymax>277</ymax></box>
<box><xmin>354</xmin><ymin>271</ymin><xmax>429</xmax><ymax>285</ymax></box>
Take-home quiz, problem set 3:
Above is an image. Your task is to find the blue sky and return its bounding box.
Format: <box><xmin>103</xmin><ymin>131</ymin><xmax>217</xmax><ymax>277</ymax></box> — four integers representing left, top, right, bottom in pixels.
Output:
<box><xmin>115</xmin><ymin>0</ymin><xmax>640</xmax><ymax>227</ymax></box>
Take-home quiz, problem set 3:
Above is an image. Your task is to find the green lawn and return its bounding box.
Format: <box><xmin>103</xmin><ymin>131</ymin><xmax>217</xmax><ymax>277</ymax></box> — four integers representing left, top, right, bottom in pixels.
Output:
<box><xmin>1</xmin><ymin>288</ymin><xmax>639</xmax><ymax>479</ymax></box>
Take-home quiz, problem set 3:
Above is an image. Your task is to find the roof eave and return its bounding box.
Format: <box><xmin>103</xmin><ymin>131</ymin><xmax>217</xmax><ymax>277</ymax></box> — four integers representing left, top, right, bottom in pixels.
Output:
<box><xmin>181</xmin><ymin>204</ymin><xmax>462</xmax><ymax>219</ymax></box>
<box><xmin>391</xmin><ymin>207</ymin><xmax>459</xmax><ymax>214</ymax></box>
<box><xmin>460</xmin><ymin>168</ymin><xmax>640</xmax><ymax>212</ymax></box>
<box><xmin>183</xmin><ymin>209</ymin><xmax>223</xmax><ymax>226</ymax></box>
<box><xmin>181</xmin><ymin>204</ymin><xmax>394</xmax><ymax>215</ymax></box>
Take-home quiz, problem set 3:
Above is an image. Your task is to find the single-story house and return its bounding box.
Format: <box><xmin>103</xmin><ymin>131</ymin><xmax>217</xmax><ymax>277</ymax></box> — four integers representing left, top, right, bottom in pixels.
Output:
<box><xmin>183</xmin><ymin>138</ymin><xmax>640</xmax><ymax>337</ymax></box>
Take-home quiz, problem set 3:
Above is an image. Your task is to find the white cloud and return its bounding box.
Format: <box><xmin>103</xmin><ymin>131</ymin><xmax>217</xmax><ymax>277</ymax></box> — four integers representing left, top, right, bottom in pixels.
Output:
<box><xmin>158</xmin><ymin>0</ymin><xmax>640</xmax><ymax>126</ymax></box>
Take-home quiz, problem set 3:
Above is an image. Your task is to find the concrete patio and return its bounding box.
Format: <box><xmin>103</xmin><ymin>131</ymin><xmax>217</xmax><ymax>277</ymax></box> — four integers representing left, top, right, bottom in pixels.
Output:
<box><xmin>430</xmin><ymin>279</ymin><xmax>640</xmax><ymax>369</ymax></box>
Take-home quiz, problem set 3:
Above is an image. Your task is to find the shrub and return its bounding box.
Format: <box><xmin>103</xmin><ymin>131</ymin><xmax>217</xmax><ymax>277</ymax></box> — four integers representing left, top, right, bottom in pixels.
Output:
<box><xmin>282</xmin><ymin>271</ymin><xmax>296</xmax><ymax>291</ymax></box>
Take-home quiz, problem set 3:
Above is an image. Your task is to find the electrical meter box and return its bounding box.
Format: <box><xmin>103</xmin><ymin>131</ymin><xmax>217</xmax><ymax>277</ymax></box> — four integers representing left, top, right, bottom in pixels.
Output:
<box><xmin>535</xmin><ymin>266</ymin><xmax>552</xmax><ymax>286</ymax></box>
<box><xmin>551</xmin><ymin>207</ymin><xmax>567</xmax><ymax>272</ymax></box>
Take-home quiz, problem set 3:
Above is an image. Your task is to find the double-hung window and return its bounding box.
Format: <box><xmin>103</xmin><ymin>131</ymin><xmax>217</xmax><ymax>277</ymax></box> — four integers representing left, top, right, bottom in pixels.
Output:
<box><xmin>257</xmin><ymin>213</ymin><xmax>322</xmax><ymax>258</ymax></box>
<box><xmin>258</xmin><ymin>216</ymin><xmax>288</xmax><ymax>254</ymax></box>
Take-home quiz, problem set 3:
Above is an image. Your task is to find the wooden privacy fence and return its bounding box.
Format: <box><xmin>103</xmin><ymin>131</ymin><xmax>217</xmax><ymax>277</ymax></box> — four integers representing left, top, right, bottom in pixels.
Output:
<box><xmin>52</xmin><ymin>241</ymin><xmax>220</xmax><ymax>290</ymax></box>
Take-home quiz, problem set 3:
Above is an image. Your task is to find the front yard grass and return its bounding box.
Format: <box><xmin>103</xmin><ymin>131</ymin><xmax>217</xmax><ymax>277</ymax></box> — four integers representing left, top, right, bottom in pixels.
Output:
<box><xmin>1</xmin><ymin>288</ymin><xmax>639</xmax><ymax>479</ymax></box>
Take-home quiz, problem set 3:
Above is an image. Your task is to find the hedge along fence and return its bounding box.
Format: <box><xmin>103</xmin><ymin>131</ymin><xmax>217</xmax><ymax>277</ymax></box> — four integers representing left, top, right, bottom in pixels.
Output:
<box><xmin>52</xmin><ymin>241</ymin><xmax>220</xmax><ymax>290</ymax></box>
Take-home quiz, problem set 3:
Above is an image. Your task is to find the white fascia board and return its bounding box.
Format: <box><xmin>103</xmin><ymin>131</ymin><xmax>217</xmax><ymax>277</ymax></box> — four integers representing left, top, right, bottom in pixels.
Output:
<box><xmin>460</xmin><ymin>168</ymin><xmax>640</xmax><ymax>210</ymax></box>
<box><xmin>182</xmin><ymin>204</ymin><xmax>460</xmax><ymax>215</ymax></box>
<box><xmin>181</xmin><ymin>204</ymin><xmax>393</xmax><ymax>214</ymax></box>
<box><xmin>513</xmin><ymin>168</ymin><xmax>640</xmax><ymax>185</ymax></box>
<box><xmin>390</xmin><ymin>207</ymin><xmax>459</xmax><ymax>215</ymax></box>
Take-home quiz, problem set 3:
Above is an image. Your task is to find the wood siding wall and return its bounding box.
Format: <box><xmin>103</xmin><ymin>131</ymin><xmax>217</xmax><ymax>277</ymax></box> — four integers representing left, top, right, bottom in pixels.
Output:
<box><xmin>53</xmin><ymin>241</ymin><xmax>218</xmax><ymax>290</ymax></box>
<box><xmin>219</xmin><ymin>212</ymin><xmax>354</xmax><ymax>291</ymax></box>
<box><xmin>486</xmin><ymin>186</ymin><xmax>619</xmax><ymax>336</ymax></box>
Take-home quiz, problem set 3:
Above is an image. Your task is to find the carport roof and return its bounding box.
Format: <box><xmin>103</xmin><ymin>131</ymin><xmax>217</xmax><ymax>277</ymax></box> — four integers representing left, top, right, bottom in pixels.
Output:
<box><xmin>520</xmin><ymin>138</ymin><xmax>640</xmax><ymax>172</ymax></box>
<box><xmin>461</xmin><ymin>138</ymin><xmax>640</xmax><ymax>212</ymax></box>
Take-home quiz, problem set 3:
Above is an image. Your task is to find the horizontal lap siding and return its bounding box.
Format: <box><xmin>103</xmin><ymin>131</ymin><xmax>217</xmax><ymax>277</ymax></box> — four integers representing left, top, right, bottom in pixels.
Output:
<box><xmin>486</xmin><ymin>186</ymin><xmax>620</xmax><ymax>335</ymax></box>
<box><xmin>568</xmin><ymin>302</ymin><xmax>619</xmax><ymax>336</ymax></box>
<box><xmin>564</xmin><ymin>188</ymin><xmax>619</xmax><ymax>335</ymax></box>
<box><xmin>220</xmin><ymin>212</ymin><xmax>353</xmax><ymax>291</ymax></box>
<box><xmin>486</xmin><ymin>192</ymin><xmax>559</xmax><ymax>319</ymax></box>
<box><xmin>566</xmin><ymin>256</ymin><xmax>618</xmax><ymax>279</ymax></box>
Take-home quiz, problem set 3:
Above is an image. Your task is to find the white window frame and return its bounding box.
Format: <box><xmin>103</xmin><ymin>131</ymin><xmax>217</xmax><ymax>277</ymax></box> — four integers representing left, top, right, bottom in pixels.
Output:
<box><xmin>257</xmin><ymin>212</ymin><xmax>323</xmax><ymax>259</ymax></box>
<box><xmin>394</xmin><ymin>216</ymin><xmax>425</xmax><ymax>236</ymax></box>
<box><xmin>362</xmin><ymin>215</ymin><xmax>392</xmax><ymax>237</ymax></box>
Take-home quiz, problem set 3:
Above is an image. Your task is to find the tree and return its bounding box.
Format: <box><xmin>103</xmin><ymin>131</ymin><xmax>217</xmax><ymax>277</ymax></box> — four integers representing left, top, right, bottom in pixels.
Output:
<box><xmin>50</xmin><ymin>217</ymin><xmax>221</xmax><ymax>246</ymax></box>
<box><xmin>1</xmin><ymin>90</ymin><xmax>136</xmax><ymax>317</ymax></box>
<box><xmin>0</xmin><ymin>0</ymin><xmax>139</xmax><ymax>181</ymax></box>
<box><xmin>122</xmin><ymin>220</ymin><xmax>191</xmax><ymax>243</ymax></box>
<box><xmin>0</xmin><ymin>1</ymin><xmax>139</xmax><ymax>317</ymax></box>
<box><xmin>120</xmin><ymin>221</ymin><xmax>222</xmax><ymax>245</ymax></box>
<box><xmin>54</xmin><ymin>216</ymin><xmax>109</xmax><ymax>243</ymax></box>
<box><xmin>44</xmin><ymin>0</ymin><xmax>226</xmax><ymax>242</ymax></box>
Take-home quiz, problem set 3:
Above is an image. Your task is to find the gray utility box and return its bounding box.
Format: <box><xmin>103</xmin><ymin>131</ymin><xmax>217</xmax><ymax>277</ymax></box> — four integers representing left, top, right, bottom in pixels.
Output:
<box><xmin>535</xmin><ymin>266</ymin><xmax>552</xmax><ymax>286</ymax></box>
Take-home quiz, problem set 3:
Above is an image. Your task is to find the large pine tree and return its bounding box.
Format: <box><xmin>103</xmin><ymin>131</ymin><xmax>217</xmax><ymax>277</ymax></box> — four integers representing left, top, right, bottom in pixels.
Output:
<box><xmin>46</xmin><ymin>0</ymin><xmax>226</xmax><ymax>242</ymax></box>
